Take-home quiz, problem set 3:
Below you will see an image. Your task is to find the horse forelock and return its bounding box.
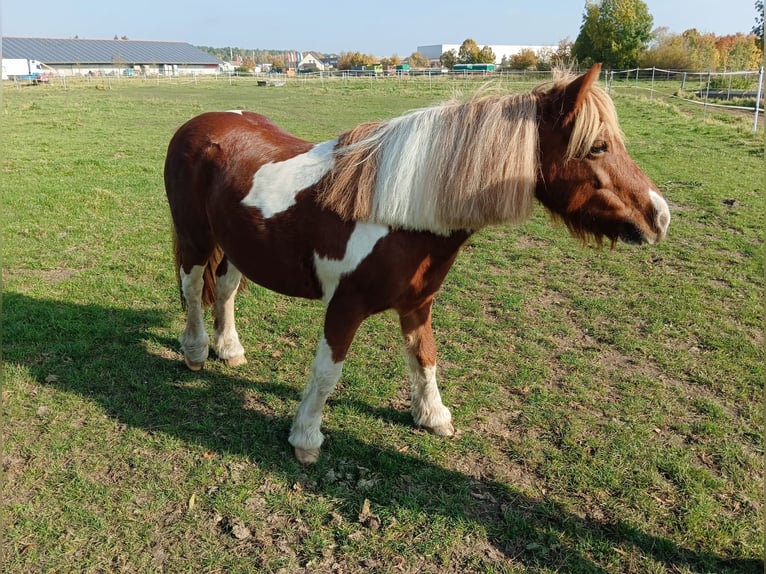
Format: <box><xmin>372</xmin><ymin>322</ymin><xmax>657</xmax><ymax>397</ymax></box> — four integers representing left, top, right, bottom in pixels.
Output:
<box><xmin>564</xmin><ymin>81</ymin><xmax>625</xmax><ymax>161</ymax></box>
<box><xmin>318</xmin><ymin>94</ymin><xmax>539</xmax><ymax>233</ymax></box>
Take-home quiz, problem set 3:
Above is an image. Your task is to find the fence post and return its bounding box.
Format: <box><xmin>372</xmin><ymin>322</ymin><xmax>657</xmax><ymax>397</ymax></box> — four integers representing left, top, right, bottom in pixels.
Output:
<box><xmin>753</xmin><ymin>66</ymin><xmax>764</xmax><ymax>134</ymax></box>
<box><xmin>703</xmin><ymin>72</ymin><xmax>711</xmax><ymax>119</ymax></box>
<box><xmin>650</xmin><ymin>66</ymin><xmax>655</xmax><ymax>100</ymax></box>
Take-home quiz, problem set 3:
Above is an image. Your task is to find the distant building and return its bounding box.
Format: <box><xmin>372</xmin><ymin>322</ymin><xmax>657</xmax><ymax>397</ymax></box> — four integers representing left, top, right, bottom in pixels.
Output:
<box><xmin>320</xmin><ymin>55</ymin><xmax>339</xmax><ymax>69</ymax></box>
<box><xmin>418</xmin><ymin>43</ymin><xmax>557</xmax><ymax>65</ymax></box>
<box><xmin>1</xmin><ymin>37</ymin><xmax>223</xmax><ymax>77</ymax></box>
<box><xmin>297</xmin><ymin>52</ymin><xmax>325</xmax><ymax>72</ymax></box>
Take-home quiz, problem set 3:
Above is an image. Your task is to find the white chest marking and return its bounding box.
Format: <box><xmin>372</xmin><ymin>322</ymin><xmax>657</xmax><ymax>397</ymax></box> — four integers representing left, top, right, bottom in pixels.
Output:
<box><xmin>314</xmin><ymin>223</ymin><xmax>389</xmax><ymax>304</ymax></box>
<box><xmin>241</xmin><ymin>139</ymin><xmax>337</xmax><ymax>218</ymax></box>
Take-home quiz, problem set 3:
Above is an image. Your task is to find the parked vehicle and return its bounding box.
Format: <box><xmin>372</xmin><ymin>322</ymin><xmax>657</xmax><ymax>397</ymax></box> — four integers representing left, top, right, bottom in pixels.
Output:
<box><xmin>2</xmin><ymin>58</ymin><xmax>47</xmax><ymax>83</ymax></box>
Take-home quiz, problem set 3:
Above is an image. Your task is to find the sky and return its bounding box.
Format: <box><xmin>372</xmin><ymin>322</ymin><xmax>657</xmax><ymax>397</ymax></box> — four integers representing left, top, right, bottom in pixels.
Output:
<box><xmin>1</xmin><ymin>0</ymin><xmax>759</xmax><ymax>56</ymax></box>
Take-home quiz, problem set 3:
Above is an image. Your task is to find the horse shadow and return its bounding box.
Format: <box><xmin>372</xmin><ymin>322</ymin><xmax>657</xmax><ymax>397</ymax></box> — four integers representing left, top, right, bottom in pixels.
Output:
<box><xmin>4</xmin><ymin>292</ymin><xmax>760</xmax><ymax>573</ymax></box>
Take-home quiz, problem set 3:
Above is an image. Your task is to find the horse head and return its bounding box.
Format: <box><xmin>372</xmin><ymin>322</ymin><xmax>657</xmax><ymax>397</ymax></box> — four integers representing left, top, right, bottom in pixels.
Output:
<box><xmin>534</xmin><ymin>64</ymin><xmax>670</xmax><ymax>246</ymax></box>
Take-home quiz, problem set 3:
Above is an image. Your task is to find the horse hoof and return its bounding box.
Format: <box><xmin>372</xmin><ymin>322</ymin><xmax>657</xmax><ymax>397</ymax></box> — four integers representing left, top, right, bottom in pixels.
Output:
<box><xmin>425</xmin><ymin>423</ymin><xmax>455</xmax><ymax>437</ymax></box>
<box><xmin>294</xmin><ymin>447</ymin><xmax>321</xmax><ymax>465</ymax></box>
<box><xmin>224</xmin><ymin>354</ymin><xmax>247</xmax><ymax>367</ymax></box>
<box><xmin>184</xmin><ymin>357</ymin><xmax>205</xmax><ymax>371</ymax></box>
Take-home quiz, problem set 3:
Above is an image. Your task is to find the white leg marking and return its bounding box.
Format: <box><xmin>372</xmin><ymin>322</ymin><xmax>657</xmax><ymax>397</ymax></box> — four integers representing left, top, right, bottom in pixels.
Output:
<box><xmin>213</xmin><ymin>263</ymin><xmax>246</xmax><ymax>365</ymax></box>
<box><xmin>241</xmin><ymin>139</ymin><xmax>338</xmax><ymax>218</ymax></box>
<box><xmin>649</xmin><ymin>190</ymin><xmax>671</xmax><ymax>242</ymax></box>
<box><xmin>289</xmin><ymin>337</ymin><xmax>344</xmax><ymax>459</ymax></box>
<box><xmin>407</xmin><ymin>356</ymin><xmax>453</xmax><ymax>435</ymax></box>
<box><xmin>314</xmin><ymin>222</ymin><xmax>389</xmax><ymax>304</ymax></box>
<box><xmin>179</xmin><ymin>265</ymin><xmax>210</xmax><ymax>368</ymax></box>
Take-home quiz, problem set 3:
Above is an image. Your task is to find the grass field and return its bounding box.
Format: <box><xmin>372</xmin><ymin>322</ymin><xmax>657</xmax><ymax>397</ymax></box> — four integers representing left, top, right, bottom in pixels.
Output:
<box><xmin>2</xmin><ymin>75</ymin><xmax>763</xmax><ymax>573</ymax></box>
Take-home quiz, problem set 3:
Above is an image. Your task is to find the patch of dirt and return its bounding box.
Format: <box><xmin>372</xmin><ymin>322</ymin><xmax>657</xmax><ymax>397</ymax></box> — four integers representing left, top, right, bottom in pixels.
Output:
<box><xmin>5</xmin><ymin>267</ymin><xmax>79</xmax><ymax>283</ymax></box>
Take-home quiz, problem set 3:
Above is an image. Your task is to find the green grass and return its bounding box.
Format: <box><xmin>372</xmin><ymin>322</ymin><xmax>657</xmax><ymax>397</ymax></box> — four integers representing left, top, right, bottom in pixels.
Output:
<box><xmin>2</xmin><ymin>76</ymin><xmax>763</xmax><ymax>573</ymax></box>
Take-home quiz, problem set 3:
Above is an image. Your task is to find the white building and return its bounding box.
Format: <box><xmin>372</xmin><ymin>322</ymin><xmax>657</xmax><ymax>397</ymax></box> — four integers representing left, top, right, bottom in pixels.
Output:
<box><xmin>297</xmin><ymin>52</ymin><xmax>326</xmax><ymax>72</ymax></box>
<box><xmin>418</xmin><ymin>44</ymin><xmax>558</xmax><ymax>65</ymax></box>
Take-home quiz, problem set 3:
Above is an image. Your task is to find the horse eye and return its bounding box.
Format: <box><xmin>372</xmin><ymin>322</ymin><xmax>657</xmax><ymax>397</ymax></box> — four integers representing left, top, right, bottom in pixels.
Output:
<box><xmin>590</xmin><ymin>141</ymin><xmax>608</xmax><ymax>156</ymax></box>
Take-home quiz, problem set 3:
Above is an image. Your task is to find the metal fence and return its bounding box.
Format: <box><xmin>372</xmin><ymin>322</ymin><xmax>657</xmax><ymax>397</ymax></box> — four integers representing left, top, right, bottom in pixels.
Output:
<box><xmin>605</xmin><ymin>66</ymin><xmax>764</xmax><ymax>133</ymax></box>
<box><xmin>11</xmin><ymin>65</ymin><xmax>764</xmax><ymax>133</ymax></box>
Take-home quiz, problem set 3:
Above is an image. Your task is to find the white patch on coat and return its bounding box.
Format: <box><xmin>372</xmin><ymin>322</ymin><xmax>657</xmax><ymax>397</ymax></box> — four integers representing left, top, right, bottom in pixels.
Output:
<box><xmin>241</xmin><ymin>138</ymin><xmax>337</xmax><ymax>218</ymax></box>
<box><xmin>649</xmin><ymin>189</ymin><xmax>671</xmax><ymax>242</ymax></box>
<box><xmin>179</xmin><ymin>264</ymin><xmax>210</xmax><ymax>364</ymax></box>
<box><xmin>226</xmin><ymin>109</ymin><xmax>244</xmax><ymax>114</ymax></box>
<box><xmin>288</xmin><ymin>336</ymin><xmax>344</xmax><ymax>451</ymax></box>
<box><xmin>313</xmin><ymin>222</ymin><xmax>389</xmax><ymax>304</ymax></box>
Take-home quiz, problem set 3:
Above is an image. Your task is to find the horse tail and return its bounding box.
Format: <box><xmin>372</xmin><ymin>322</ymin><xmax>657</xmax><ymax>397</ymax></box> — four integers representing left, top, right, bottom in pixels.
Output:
<box><xmin>170</xmin><ymin>222</ymin><xmax>224</xmax><ymax>310</ymax></box>
<box><xmin>200</xmin><ymin>247</ymin><xmax>225</xmax><ymax>307</ymax></box>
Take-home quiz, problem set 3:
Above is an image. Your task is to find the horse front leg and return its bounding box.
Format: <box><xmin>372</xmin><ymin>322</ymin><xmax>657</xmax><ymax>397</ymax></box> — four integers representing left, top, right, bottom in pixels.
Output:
<box><xmin>399</xmin><ymin>300</ymin><xmax>454</xmax><ymax>436</ymax></box>
<box><xmin>212</xmin><ymin>259</ymin><xmax>246</xmax><ymax>367</ymax></box>
<box><xmin>179</xmin><ymin>264</ymin><xmax>210</xmax><ymax>371</ymax></box>
<box><xmin>289</xmin><ymin>303</ymin><xmax>363</xmax><ymax>464</ymax></box>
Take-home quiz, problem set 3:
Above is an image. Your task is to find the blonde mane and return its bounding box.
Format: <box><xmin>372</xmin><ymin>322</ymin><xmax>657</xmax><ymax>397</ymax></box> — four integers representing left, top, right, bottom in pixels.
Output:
<box><xmin>317</xmin><ymin>74</ymin><xmax>622</xmax><ymax>233</ymax></box>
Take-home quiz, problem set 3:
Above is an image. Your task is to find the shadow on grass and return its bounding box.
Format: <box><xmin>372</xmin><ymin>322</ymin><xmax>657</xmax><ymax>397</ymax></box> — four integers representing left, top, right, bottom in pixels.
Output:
<box><xmin>4</xmin><ymin>292</ymin><xmax>760</xmax><ymax>573</ymax></box>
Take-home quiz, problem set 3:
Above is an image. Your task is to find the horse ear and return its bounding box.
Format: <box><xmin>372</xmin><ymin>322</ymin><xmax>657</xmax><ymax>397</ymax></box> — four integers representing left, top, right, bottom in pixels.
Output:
<box><xmin>563</xmin><ymin>63</ymin><xmax>602</xmax><ymax>124</ymax></box>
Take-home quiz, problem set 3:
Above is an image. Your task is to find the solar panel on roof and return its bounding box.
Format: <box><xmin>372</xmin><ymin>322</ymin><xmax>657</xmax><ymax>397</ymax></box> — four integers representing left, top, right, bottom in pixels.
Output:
<box><xmin>1</xmin><ymin>37</ymin><xmax>221</xmax><ymax>65</ymax></box>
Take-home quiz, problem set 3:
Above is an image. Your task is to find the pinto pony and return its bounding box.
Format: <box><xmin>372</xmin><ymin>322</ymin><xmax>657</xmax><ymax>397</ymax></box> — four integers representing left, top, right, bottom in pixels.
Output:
<box><xmin>164</xmin><ymin>65</ymin><xmax>670</xmax><ymax>464</ymax></box>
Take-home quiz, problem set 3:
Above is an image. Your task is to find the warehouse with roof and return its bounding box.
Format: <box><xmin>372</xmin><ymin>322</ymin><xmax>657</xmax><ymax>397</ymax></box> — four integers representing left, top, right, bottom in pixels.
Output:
<box><xmin>1</xmin><ymin>36</ymin><xmax>224</xmax><ymax>77</ymax></box>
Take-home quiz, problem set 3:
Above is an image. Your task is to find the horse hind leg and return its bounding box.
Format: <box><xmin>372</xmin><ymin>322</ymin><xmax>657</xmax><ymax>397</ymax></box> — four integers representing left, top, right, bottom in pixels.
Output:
<box><xmin>179</xmin><ymin>264</ymin><xmax>211</xmax><ymax>370</ymax></box>
<box><xmin>212</xmin><ymin>257</ymin><xmax>246</xmax><ymax>366</ymax></box>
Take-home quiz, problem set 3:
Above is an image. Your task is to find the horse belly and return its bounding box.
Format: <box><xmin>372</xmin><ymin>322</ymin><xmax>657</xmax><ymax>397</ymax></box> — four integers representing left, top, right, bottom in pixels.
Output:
<box><xmin>231</xmin><ymin>244</ymin><xmax>322</xmax><ymax>299</ymax></box>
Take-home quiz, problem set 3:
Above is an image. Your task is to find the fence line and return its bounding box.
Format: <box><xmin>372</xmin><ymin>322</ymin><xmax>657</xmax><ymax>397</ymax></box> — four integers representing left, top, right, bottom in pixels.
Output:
<box><xmin>606</xmin><ymin>66</ymin><xmax>764</xmax><ymax>133</ymax></box>
<box><xmin>8</xmin><ymin>66</ymin><xmax>763</xmax><ymax>133</ymax></box>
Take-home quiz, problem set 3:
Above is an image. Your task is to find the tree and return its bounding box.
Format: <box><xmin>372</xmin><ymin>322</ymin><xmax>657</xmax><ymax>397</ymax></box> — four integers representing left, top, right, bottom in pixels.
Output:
<box><xmin>441</xmin><ymin>49</ymin><xmax>457</xmax><ymax>69</ymax></box>
<box><xmin>477</xmin><ymin>45</ymin><xmax>496</xmax><ymax>64</ymax></box>
<box><xmin>506</xmin><ymin>49</ymin><xmax>538</xmax><ymax>70</ymax></box>
<box><xmin>572</xmin><ymin>0</ymin><xmax>654</xmax><ymax>68</ymax></box>
<box><xmin>535</xmin><ymin>47</ymin><xmax>555</xmax><ymax>70</ymax></box>
<box><xmin>716</xmin><ymin>33</ymin><xmax>762</xmax><ymax>70</ymax></box>
<box><xmin>683</xmin><ymin>29</ymin><xmax>719</xmax><ymax>71</ymax></box>
<box><xmin>407</xmin><ymin>51</ymin><xmax>429</xmax><ymax>68</ymax></box>
<box><xmin>754</xmin><ymin>1</ymin><xmax>764</xmax><ymax>50</ymax></box>
<box><xmin>458</xmin><ymin>39</ymin><xmax>481</xmax><ymax>63</ymax></box>
<box><xmin>640</xmin><ymin>27</ymin><xmax>692</xmax><ymax>69</ymax></box>
<box><xmin>553</xmin><ymin>38</ymin><xmax>574</xmax><ymax>67</ymax></box>
<box><xmin>337</xmin><ymin>51</ymin><xmax>377</xmax><ymax>70</ymax></box>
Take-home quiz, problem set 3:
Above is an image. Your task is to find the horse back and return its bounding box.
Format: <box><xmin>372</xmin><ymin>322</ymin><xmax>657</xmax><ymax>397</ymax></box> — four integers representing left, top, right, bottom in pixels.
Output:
<box><xmin>165</xmin><ymin>111</ymin><xmax>313</xmax><ymax>195</ymax></box>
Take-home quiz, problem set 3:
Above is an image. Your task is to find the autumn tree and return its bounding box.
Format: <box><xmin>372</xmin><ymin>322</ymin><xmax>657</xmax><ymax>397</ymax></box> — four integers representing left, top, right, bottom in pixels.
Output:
<box><xmin>683</xmin><ymin>29</ymin><xmax>719</xmax><ymax>71</ymax></box>
<box><xmin>441</xmin><ymin>49</ymin><xmax>457</xmax><ymax>69</ymax></box>
<box><xmin>477</xmin><ymin>45</ymin><xmax>496</xmax><ymax>64</ymax></box>
<box><xmin>379</xmin><ymin>55</ymin><xmax>400</xmax><ymax>68</ymax></box>
<box><xmin>408</xmin><ymin>51</ymin><xmax>430</xmax><ymax>68</ymax></box>
<box><xmin>507</xmin><ymin>48</ymin><xmax>538</xmax><ymax>70</ymax></box>
<box><xmin>572</xmin><ymin>0</ymin><xmax>654</xmax><ymax>68</ymax></box>
<box><xmin>458</xmin><ymin>39</ymin><xmax>481</xmax><ymax>63</ymax></box>
<box><xmin>640</xmin><ymin>27</ymin><xmax>693</xmax><ymax>69</ymax></box>
<box><xmin>337</xmin><ymin>51</ymin><xmax>377</xmax><ymax>70</ymax></box>
<box><xmin>716</xmin><ymin>33</ymin><xmax>762</xmax><ymax>70</ymax></box>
